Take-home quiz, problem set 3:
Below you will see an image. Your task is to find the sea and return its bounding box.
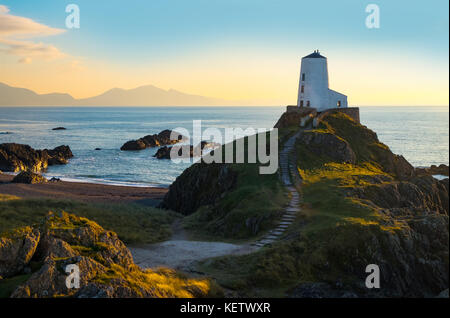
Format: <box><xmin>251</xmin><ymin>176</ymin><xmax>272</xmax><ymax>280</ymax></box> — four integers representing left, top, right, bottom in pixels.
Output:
<box><xmin>0</xmin><ymin>106</ymin><xmax>448</xmax><ymax>187</ymax></box>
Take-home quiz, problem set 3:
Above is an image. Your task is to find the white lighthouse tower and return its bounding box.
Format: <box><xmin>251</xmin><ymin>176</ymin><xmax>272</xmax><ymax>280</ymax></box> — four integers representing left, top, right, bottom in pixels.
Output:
<box><xmin>297</xmin><ymin>50</ymin><xmax>348</xmax><ymax>111</ymax></box>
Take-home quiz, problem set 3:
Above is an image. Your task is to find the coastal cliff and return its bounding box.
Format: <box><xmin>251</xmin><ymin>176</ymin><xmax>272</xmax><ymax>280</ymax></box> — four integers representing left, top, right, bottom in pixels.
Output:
<box><xmin>163</xmin><ymin>110</ymin><xmax>449</xmax><ymax>297</ymax></box>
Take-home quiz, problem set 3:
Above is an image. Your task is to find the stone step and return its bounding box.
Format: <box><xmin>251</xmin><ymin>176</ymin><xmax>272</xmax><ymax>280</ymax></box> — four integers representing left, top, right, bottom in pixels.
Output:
<box><xmin>279</xmin><ymin>221</ymin><xmax>293</xmax><ymax>226</ymax></box>
<box><xmin>259</xmin><ymin>240</ymin><xmax>275</xmax><ymax>245</ymax></box>
<box><xmin>277</xmin><ymin>224</ymin><xmax>289</xmax><ymax>229</ymax></box>
<box><xmin>270</xmin><ymin>230</ymin><xmax>285</xmax><ymax>235</ymax></box>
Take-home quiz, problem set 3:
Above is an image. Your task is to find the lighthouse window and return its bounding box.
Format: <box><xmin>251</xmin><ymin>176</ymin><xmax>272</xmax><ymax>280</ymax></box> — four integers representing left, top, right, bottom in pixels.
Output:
<box><xmin>301</xmin><ymin>85</ymin><xmax>304</xmax><ymax>93</ymax></box>
<box><xmin>306</xmin><ymin>101</ymin><xmax>310</xmax><ymax>107</ymax></box>
<box><xmin>302</xmin><ymin>73</ymin><xmax>305</xmax><ymax>81</ymax></box>
<box><xmin>337</xmin><ymin>101</ymin><xmax>341</xmax><ymax>107</ymax></box>
<box><xmin>300</xmin><ymin>100</ymin><xmax>304</xmax><ymax>107</ymax></box>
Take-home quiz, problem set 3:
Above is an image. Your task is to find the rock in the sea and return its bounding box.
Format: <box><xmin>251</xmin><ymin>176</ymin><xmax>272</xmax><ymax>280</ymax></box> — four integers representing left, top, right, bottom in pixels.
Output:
<box><xmin>120</xmin><ymin>129</ymin><xmax>186</xmax><ymax>151</ymax></box>
<box><xmin>415</xmin><ymin>164</ymin><xmax>449</xmax><ymax>177</ymax></box>
<box><xmin>45</xmin><ymin>145</ymin><xmax>73</xmax><ymax>165</ymax></box>
<box><xmin>153</xmin><ymin>141</ymin><xmax>220</xmax><ymax>160</ymax></box>
<box><xmin>0</xmin><ymin>143</ymin><xmax>73</xmax><ymax>172</ymax></box>
<box><xmin>1</xmin><ymin>212</ymin><xmax>212</xmax><ymax>298</ymax></box>
<box><xmin>12</xmin><ymin>171</ymin><xmax>47</xmax><ymax>184</ymax></box>
<box><xmin>120</xmin><ymin>139</ymin><xmax>147</xmax><ymax>151</ymax></box>
<box><xmin>52</xmin><ymin>127</ymin><xmax>66</xmax><ymax>131</ymax></box>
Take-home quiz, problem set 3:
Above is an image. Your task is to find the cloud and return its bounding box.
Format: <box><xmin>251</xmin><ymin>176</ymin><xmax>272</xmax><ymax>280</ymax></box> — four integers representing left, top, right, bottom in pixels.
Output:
<box><xmin>18</xmin><ymin>57</ymin><xmax>32</xmax><ymax>64</ymax></box>
<box><xmin>0</xmin><ymin>38</ymin><xmax>65</xmax><ymax>59</ymax></box>
<box><xmin>0</xmin><ymin>4</ymin><xmax>66</xmax><ymax>62</ymax></box>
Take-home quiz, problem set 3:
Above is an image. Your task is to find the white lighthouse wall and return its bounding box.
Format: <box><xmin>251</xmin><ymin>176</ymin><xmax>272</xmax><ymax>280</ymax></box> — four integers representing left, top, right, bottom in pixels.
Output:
<box><xmin>328</xmin><ymin>89</ymin><xmax>348</xmax><ymax>108</ymax></box>
<box><xmin>297</xmin><ymin>54</ymin><xmax>348</xmax><ymax>112</ymax></box>
<box><xmin>297</xmin><ymin>58</ymin><xmax>329</xmax><ymax>110</ymax></box>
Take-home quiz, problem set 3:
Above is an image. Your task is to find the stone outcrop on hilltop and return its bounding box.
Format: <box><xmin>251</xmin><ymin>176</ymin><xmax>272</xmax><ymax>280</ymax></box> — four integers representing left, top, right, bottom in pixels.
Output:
<box><xmin>0</xmin><ymin>143</ymin><xmax>73</xmax><ymax>172</ymax></box>
<box><xmin>0</xmin><ymin>212</ymin><xmax>212</xmax><ymax>298</ymax></box>
<box><xmin>274</xmin><ymin>107</ymin><xmax>317</xmax><ymax>128</ymax></box>
<box><xmin>120</xmin><ymin>129</ymin><xmax>186</xmax><ymax>151</ymax></box>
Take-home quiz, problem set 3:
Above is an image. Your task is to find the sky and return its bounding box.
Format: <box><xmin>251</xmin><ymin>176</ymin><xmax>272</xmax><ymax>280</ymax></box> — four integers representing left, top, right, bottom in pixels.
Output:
<box><xmin>0</xmin><ymin>0</ymin><xmax>448</xmax><ymax>106</ymax></box>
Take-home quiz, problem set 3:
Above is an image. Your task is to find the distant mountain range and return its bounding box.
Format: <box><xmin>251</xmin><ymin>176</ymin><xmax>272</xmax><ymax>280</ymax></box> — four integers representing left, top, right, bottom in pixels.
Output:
<box><xmin>0</xmin><ymin>82</ymin><xmax>239</xmax><ymax>106</ymax></box>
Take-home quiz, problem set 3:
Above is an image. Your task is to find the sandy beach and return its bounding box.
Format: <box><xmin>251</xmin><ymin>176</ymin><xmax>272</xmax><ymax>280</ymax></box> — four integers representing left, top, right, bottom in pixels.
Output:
<box><xmin>0</xmin><ymin>173</ymin><xmax>168</xmax><ymax>205</ymax></box>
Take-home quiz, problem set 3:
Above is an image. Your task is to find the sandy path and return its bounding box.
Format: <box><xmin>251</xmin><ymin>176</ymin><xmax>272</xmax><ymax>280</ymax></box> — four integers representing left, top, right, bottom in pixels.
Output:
<box><xmin>130</xmin><ymin>219</ymin><xmax>257</xmax><ymax>271</ymax></box>
<box><xmin>130</xmin><ymin>240</ymin><xmax>255</xmax><ymax>271</ymax></box>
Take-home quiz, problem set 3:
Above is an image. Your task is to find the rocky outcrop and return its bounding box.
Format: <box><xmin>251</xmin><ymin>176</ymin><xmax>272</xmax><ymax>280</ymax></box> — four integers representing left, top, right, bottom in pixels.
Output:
<box><xmin>12</xmin><ymin>171</ymin><xmax>47</xmax><ymax>184</ymax></box>
<box><xmin>52</xmin><ymin>127</ymin><xmax>66</xmax><ymax>130</ymax></box>
<box><xmin>0</xmin><ymin>143</ymin><xmax>73</xmax><ymax>172</ymax></box>
<box><xmin>1</xmin><ymin>212</ymin><xmax>212</xmax><ymax>298</ymax></box>
<box><xmin>46</xmin><ymin>145</ymin><xmax>73</xmax><ymax>165</ymax></box>
<box><xmin>120</xmin><ymin>129</ymin><xmax>186</xmax><ymax>151</ymax></box>
<box><xmin>298</xmin><ymin>131</ymin><xmax>356</xmax><ymax>164</ymax></box>
<box><xmin>274</xmin><ymin>108</ymin><xmax>317</xmax><ymax>128</ymax></box>
<box><xmin>153</xmin><ymin>141</ymin><xmax>220</xmax><ymax>159</ymax></box>
<box><xmin>307</xmin><ymin>112</ymin><xmax>415</xmax><ymax>180</ymax></box>
<box><xmin>160</xmin><ymin>163</ymin><xmax>237</xmax><ymax>215</ymax></box>
<box><xmin>0</xmin><ymin>227</ymin><xmax>40</xmax><ymax>278</ymax></box>
<box><xmin>351</xmin><ymin>176</ymin><xmax>449</xmax><ymax>216</ymax></box>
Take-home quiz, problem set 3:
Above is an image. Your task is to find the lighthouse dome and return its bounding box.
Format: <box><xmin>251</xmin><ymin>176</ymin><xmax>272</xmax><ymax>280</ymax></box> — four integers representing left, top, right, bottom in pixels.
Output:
<box><xmin>302</xmin><ymin>50</ymin><xmax>326</xmax><ymax>59</ymax></box>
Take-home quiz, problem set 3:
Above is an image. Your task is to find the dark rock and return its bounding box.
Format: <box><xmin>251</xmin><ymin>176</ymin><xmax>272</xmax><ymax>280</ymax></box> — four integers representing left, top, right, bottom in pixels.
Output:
<box><xmin>0</xmin><ymin>143</ymin><xmax>73</xmax><ymax>172</ymax></box>
<box><xmin>415</xmin><ymin>164</ymin><xmax>449</xmax><ymax>177</ymax></box>
<box><xmin>52</xmin><ymin>127</ymin><xmax>66</xmax><ymax>131</ymax></box>
<box><xmin>94</xmin><ymin>148</ymin><xmax>101</xmax><ymax>151</ymax></box>
<box><xmin>274</xmin><ymin>108</ymin><xmax>317</xmax><ymax>129</ymax></box>
<box><xmin>0</xmin><ymin>227</ymin><xmax>40</xmax><ymax>278</ymax></box>
<box><xmin>298</xmin><ymin>131</ymin><xmax>356</xmax><ymax>164</ymax></box>
<box><xmin>160</xmin><ymin>163</ymin><xmax>237</xmax><ymax>215</ymax></box>
<box><xmin>153</xmin><ymin>141</ymin><xmax>220</xmax><ymax>160</ymax></box>
<box><xmin>120</xmin><ymin>129</ymin><xmax>186</xmax><ymax>151</ymax></box>
<box><xmin>120</xmin><ymin>139</ymin><xmax>147</xmax><ymax>151</ymax></box>
<box><xmin>12</xmin><ymin>171</ymin><xmax>47</xmax><ymax>184</ymax></box>
<box><xmin>289</xmin><ymin>282</ymin><xmax>358</xmax><ymax>298</ymax></box>
<box><xmin>49</xmin><ymin>177</ymin><xmax>61</xmax><ymax>182</ymax></box>
<box><xmin>45</xmin><ymin>145</ymin><xmax>73</xmax><ymax>165</ymax></box>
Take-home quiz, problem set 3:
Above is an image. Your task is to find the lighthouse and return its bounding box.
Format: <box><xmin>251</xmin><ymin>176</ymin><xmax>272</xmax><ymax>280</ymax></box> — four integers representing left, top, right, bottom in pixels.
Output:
<box><xmin>297</xmin><ymin>50</ymin><xmax>348</xmax><ymax>111</ymax></box>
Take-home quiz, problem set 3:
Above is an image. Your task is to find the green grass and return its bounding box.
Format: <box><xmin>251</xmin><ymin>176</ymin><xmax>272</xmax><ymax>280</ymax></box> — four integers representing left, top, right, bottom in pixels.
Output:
<box><xmin>0</xmin><ymin>274</ymin><xmax>32</xmax><ymax>298</ymax></box>
<box><xmin>184</xmin><ymin>162</ymin><xmax>287</xmax><ymax>241</ymax></box>
<box><xmin>0</xmin><ymin>194</ymin><xmax>180</xmax><ymax>244</ymax></box>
